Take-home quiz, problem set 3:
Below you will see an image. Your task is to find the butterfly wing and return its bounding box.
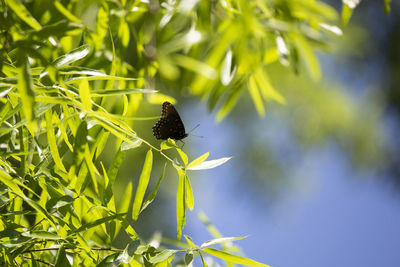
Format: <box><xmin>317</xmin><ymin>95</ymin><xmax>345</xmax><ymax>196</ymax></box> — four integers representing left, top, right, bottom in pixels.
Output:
<box><xmin>153</xmin><ymin>102</ymin><xmax>188</xmax><ymax>140</ymax></box>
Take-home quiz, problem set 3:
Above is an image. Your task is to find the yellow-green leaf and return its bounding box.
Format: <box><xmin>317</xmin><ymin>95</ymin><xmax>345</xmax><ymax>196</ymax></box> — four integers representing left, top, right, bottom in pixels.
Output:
<box><xmin>202</xmin><ymin>248</ymin><xmax>271</xmax><ymax>267</ymax></box>
<box><xmin>187</xmin><ymin>157</ymin><xmax>231</xmax><ymax>171</ymax></box>
<box><xmin>79</xmin><ymin>79</ymin><xmax>92</xmax><ymax>110</ymax></box>
<box><xmin>176</xmin><ymin>148</ymin><xmax>188</xmax><ymax>166</ymax></box>
<box><xmin>185</xmin><ymin>175</ymin><xmax>194</xmax><ymax>211</ymax></box>
<box><xmin>45</xmin><ymin>110</ymin><xmax>66</xmax><ymax>172</ymax></box>
<box><xmin>132</xmin><ymin>150</ymin><xmax>153</xmax><ymax>221</ymax></box>
<box><xmin>187</xmin><ymin>152</ymin><xmax>209</xmax><ymax>169</ymax></box>
<box><xmin>248</xmin><ymin>75</ymin><xmax>265</xmax><ymax>117</ymax></box>
<box><xmin>176</xmin><ymin>169</ymin><xmax>186</xmax><ymax>240</ymax></box>
<box><xmin>7</xmin><ymin>0</ymin><xmax>42</xmax><ymax>30</ymax></box>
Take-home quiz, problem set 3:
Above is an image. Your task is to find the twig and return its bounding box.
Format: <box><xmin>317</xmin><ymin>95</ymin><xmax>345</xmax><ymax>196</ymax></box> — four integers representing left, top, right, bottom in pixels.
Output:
<box><xmin>21</xmin><ymin>256</ymin><xmax>55</xmax><ymax>266</ymax></box>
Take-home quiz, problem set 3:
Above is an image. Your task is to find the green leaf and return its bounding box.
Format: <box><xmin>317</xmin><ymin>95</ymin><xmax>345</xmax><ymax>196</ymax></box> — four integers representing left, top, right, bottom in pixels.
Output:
<box><xmin>149</xmin><ymin>250</ymin><xmax>177</xmax><ymax>264</ymax></box>
<box><xmin>121</xmin><ymin>138</ymin><xmax>142</xmax><ymax>151</ymax></box>
<box><xmin>118</xmin><ymin>181</ymin><xmax>132</xmax><ymax>214</ymax></box>
<box><xmin>22</xmin><ymin>231</ymin><xmax>62</xmax><ymax>240</ymax></box>
<box><xmin>176</xmin><ymin>148</ymin><xmax>188</xmax><ymax>166</ymax></box>
<box><xmin>118</xmin><ymin>240</ymin><xmax>141</xmax><ymax>264</ymax></box>
<box><xmin>70</xmin><ymin>213</ymin><xmax>126</xmax><ymax>234</ymax></box>
<box><xmin>203</xmin><ymin>248</ymin><xmax>271</xmax><ymax>267</ymax></box>
<box><xmin>200</xmin><ymin>236</ymin><xmax>247</xmax><ymax>248</ymax></box>
<box><xmin>55</xmin><ymin>244</ymin><xmax>71</xmax><ymax>267</ymax></box>
<box><xmin>91</xmin><ymin>88</ymin><xmax>157</xmax><ymax>96</ymax></box>
<box><xmin>341</xmin><ymin>0</ymin><xmax>361</xmax><ymax>25</ymax></box>
<box><xmin>7</xmin><ymin>0</ymin><xmax>42</xmax><ymax>30</ymax></box>
<box><xmin>17</xmin><ymin>56</ymin><xmax>37</xmax><ymax>133</ymax></box>
<box><xmin>140</xmin><ymin>163</ymin><xmax>166</xmax><ymax>213</ymax></box>
<box><xmin>384</xmin><ymin>0</ymin><xmax>391</xmax><ymax>13</ymax></box>
<box><xmin>184</xmin><ymin>235</ymin><xmax>197</xmax><ymax>248</ymax></box>
<box><xmin>187</xmin><ymin>157</ymin><xmax>231</xmax><ymax>171</ymax></box>
<box><xmin>79</xmin><ymin>79</ymin><xmax>92</xmax><ymax>110</ymax></box>
<box><xmin>53</xmin><ymin>44</ymin><xmax>91</xmax><ymax>68</ymax></box>
<box><xmin>45</xmin><ymin>110</ymin><xmax>66</xmax><ymax>172</ymax></box>
<box><xmin>132</xmin><ymin>150</ymin><xmax>153</xmax><ymax>221</ymax></box>
<box><xmin>248</xmin><ymin>75</ymin><xmax>265</xmax><ymax>117</ymax></box>
<box><xmin>187</xmin><ymin>152</ymin><xmax>209</xmax><ymax>169</ymax></box>
<box><xmin>291</xmin><ymin>33</ymin><xmax>321</xmax><ymax>81</ymax></box>
<box><xmin>185</xmin><ymin>175</ymin><xmax>194</xmax><ymax>211</ymax></box>
<box><xmin>53</xmin><ymin>1</ymin><xmax>82</xmax><ymax>23</ymax></box>
<box><xmin>185</xmin><ymin>251</ymin><xmax>194</xmax><ymax>265</ymax></box>
<box><xmin>176</xmin><ymin>169</ymin><xmax>186</xmax><ymax>240</ymax></box>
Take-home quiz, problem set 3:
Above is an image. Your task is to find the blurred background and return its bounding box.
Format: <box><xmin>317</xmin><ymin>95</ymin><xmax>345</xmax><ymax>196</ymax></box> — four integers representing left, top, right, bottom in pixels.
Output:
<box><xmin>109</xmin><ymin>1</ymin><xmax>400</xmax><ymax>266</ymax></box>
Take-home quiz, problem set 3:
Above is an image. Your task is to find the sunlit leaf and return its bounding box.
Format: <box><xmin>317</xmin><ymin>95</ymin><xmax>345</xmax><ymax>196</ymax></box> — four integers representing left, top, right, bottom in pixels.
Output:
<box><xmin>201</xmin><ymin>236</ymin><xmax>247</xmax><ymax>248</ymax></box>
<box><xmin>149</xmin><ymin>250</ymin><xmax>177</xmax><ymax>264</ymax></box>
<box><xmin>55</xmin><ymin>244</ymin><xmax>71</xmax><ymax>267</ymax></box>
<box><xmin>22</xmin><ymin>231</ymin><xmax>62</xmax><ymax>240</ymax></box>
<box><xmin>187</xmin><ymin>152</ymin><xmax>209</xmax><ymax>169</ymax></box>
<box><xmin>176</xmin><ymin>169</ymin><xmax>186</xmax><ymax>240</ymax></box>
<box><xmin>176</xmin><ymin>148</ymin><xmax>188</xmax><ymax>166</ymax></box>
<box><xmin>7</xmin><ymin>0</ymin><xmax>42</xmax><ymax>30</ymax></box>
<box><xmin>79</xmin><ymin>79</ymin><xmax>92</xmax><ymax>110</ymax></box>
<box><xmin>121</xmin><ymin>138</ymin><xmax>143</xmax><ymax>151</ymax></box>
<box><xmin>187</xmin><ymin>157</ymin><xmax>231</xmax><ymax>171</ymax></box>
<box><xmin>140</xmin><ymin>163</ymin><xmax>166</xmax><ymax>213</ymax></box>
<box><xmin>203</xmin><ymin>248</ymin><xmax>270</xmax><ymax>267</ymax></box>
<box><xmin>248</xmin><ymin>75</ymin><xmax>265</xmax><ymax>117</ymax></box>
<box><xmin>53</xmin><ymin>44</ymin><xmax>91</xmax><ymax>68</ymax></box>
<box><xmin>132</xmin><ymin>150</ymin><xmax>153</xmax><ymax>221</ymax></box>
<box><xmin>185</xmin><ymin>175</ymin><xmax>194</xmax><ymax>211</ymax></box>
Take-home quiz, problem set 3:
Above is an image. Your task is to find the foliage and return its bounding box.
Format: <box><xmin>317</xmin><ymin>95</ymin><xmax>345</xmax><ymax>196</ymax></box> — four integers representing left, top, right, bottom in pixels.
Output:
<box><xmin>0</xmin><ymin>0</ymin><xmax>391</xmax><ymax>266</ymax></box>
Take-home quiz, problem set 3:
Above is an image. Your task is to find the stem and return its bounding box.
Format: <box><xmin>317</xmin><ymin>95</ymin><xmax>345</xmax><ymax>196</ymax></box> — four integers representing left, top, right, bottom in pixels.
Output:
<box><xmin>21</xmin><ymin>256</ymin><xmax>55</xmax><ymax>266</ymax></box>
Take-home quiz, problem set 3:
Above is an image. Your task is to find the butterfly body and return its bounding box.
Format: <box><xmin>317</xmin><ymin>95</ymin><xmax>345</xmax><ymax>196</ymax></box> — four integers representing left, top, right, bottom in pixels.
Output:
<box><xmin>152</xmin><ymin>102</ymin><xmax>188</xmax><ymax>140</ymax></box>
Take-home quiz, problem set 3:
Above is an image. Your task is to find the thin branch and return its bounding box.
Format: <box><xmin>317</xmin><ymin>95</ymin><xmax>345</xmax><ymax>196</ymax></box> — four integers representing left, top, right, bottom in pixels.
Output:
<box><xmin>21</xmin><ymin>256</ymin><xmax>55</xmax><ymax>267</ymax></box>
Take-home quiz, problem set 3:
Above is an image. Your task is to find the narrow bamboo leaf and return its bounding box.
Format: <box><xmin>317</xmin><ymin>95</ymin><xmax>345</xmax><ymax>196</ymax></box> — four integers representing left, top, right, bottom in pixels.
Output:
<box><xmin>45</xmin><ymin>110</ymin><xmax>66</xmax><ymax>172</ymax></box>
<box><xmin>119</xmin><ymin>218</ymin><xmax>139</xmax><ymax>240</ymax></box>
<box><xmin>7</xmin><ymin>0</ymin><xmax>42</xmax><ymax>30</ymax></box>
<box><xmin>254</xmin><ymin>67</ymin><xmax>285</xmax><ymax>104</ymax></box>
<box><xmin>149</xmin><ymin>250</ymin><xmax>177</xmax><ymax>264</ymax></box>
<box><xmin>202</xmin><ymin>248</ymin><xmax>271</xmax><ymax>267</ymax></box>
<box><xmin>53</xmin><ymin>44</ymin><xmax>91</xmax><ymax>67</ymax></box>
<box><xmin>55</xmin><ymin>244</ymin><xmax>71</xmax><ymax>267</ymax></box>
<box><xmin>187</xmin><ymin>152</ymin><xmax>209</xmax><ymax>169</ymax></box>
<box><xmin>118</xmin><ymin>181</ymin><xmax>132</xmax><ymax>214</ymax></box>
<box><xmin>84</xmin><ymin>146</ymin><xmax>99</xmax><ymax>193</ymax></box>
<box><xmin>70</xmin><ymin>213</ymin><xmax>126</xmax><ymax>234</ymax></box>
<box><xmin>176</xmin><ymin>169</ymin><xmax>186</xmax><ymax>240</ymax></box>
<box><xmin>174</xmin><ymin>54</ymin><xmax>217</xmax><ymax>80</ymax></box>
<box><xmin>184</xmin><ymin>235</ymin><xmax>197</xmax><ymax>248</ymax></box>
<box><xmin>187</xmin><ymin>157</ymin><xmax>231</xmax><ymax>171</ymax></box>
<box><xmin>121</xmin><ymin>138</ymin><xmax>142</xmax><ymax>151</ymax></box>
<box><xmin>0</xmin><ymin>172</ymin><xmax>25</xmax><ymax>198</ymax></box>
<box><xmin>176</xmin><ymin>148</ymin><xmax>188</xmax><ymax>166</ymax></box>
<box><xmin>140</xmin><ymin>163</ymin><xmax>166</xmax><ymax>213</ymax></box>
<box><xmin>185</xmin><ymin>176</ymin><xmax>194</xmax><ymax>211</ymax></box>
<box><xmin>72</xmin><ymin>121</ymin><xmax>87</xmax><ymax>175</ymax></box>
<box><xmin>200</xmin><ymin>236</ymin><xmax>247</xmax><ymax>248</ymax></box>
<box><xmin>341</xmin><ymin>0</ymin><xmax>360</xmax><ymax>25</ymax></box>
<box><xmin>14</xmin><ymin>193</ymin><xmax>58</xmax><ymax>232</ymax></box>
<box><xmin>216</xmin><ymin>80</ymin><xmax>244</xmax><ymax>122</ymax></box>
<box><xmin>199</xmin><ymin>253</ymin><xmax>209</xmax><ymax>267</ymax></box>
<box><xmin>93</xmin><ymin>3</ymin><xmax>109</xmax><ymax>50</ymax></box>
<box><xmin>291</xmin><ymin>34</ymin><xmax>321</xmax><ymax>81</ymax></box>
<box><xmin>17</xmin><ymin>57</ymin><xmax>37</xmax><ymax>132</ymax></box>
<box><xmin>384</xmin><ymin>0</ymin><xmax>392</xmax><ymax>13</ymax></box>
<box><xmin>53</xmin><ymin>1</ymin><xmax>82</xmax><ymax>23</ymax></box>
<box><xmin>97</xmin><ymin>252</ymin><xmax>122</xmax><ymax>267</ymax></box>
<box><xmin>132</xmin><ymin>150</ymin><xmax>153</xmax><ymax>221</ymax></box>
<box><xmin>90</xmin><ymin>88</ymin><xmax>157</xmax><ymax>96</ymax></box>
<box><xmin>248</xmin><ymin>75</ymin><xmax>265</xmax><ymax>117</ymax></box>
<box><xmin>22</xmin><ymin>231</ymin><xmax>62</xmax><ymax>240</ymax></box>
<box><xmin>79</xmin><ymin>79</ymin><xmax>92</xmax><ymax>110</ymax></box>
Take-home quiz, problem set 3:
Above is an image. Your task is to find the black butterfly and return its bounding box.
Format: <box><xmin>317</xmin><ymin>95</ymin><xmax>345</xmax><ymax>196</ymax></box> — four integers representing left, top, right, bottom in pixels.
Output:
<box><xmin>152</xmin><ymin>102</ymin><xmax>188</xmax><ymax>140</ymax></box>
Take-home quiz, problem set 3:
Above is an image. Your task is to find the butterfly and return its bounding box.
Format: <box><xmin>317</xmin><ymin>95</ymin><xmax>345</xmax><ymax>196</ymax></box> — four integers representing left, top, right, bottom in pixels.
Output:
<box><xmin>152</xmin><ymin>101</ymin><xmax>188</xmax><ymax>140</ymax></box>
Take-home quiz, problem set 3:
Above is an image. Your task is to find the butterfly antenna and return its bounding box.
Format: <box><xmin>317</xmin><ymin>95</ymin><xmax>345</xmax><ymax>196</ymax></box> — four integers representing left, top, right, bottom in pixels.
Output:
<box><xmin>189</xmin><ymin>124</ymin><xmax>204</xmax><ymax>138</ymax></box>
